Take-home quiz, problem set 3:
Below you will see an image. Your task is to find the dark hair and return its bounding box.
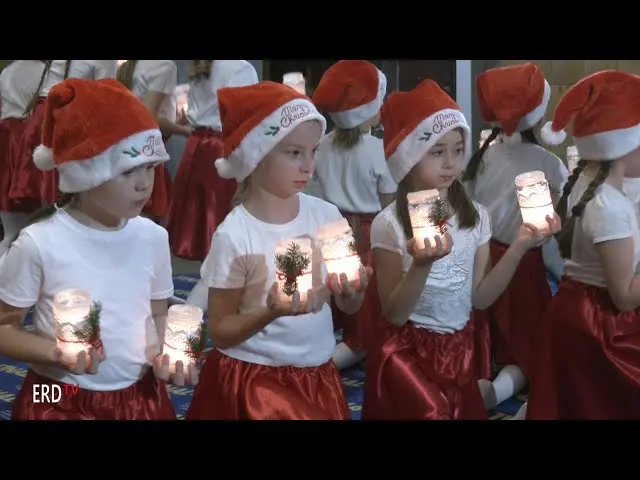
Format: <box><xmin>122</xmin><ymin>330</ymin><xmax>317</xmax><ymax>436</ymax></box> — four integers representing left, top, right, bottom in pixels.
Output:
<box><xmin>189</xmin><ymin>60</ymin><xmax>214</xmax><ymax>81</ymax></box>
<box><xmin>395</xmin><ymin>177</ymin><xmax>479</xmax><ymax>241</ymax></box>
<box><xmin>555</xmin><ymin>160</ymin><xmax>611</xmax><ymax>259</ymax></box>
<box><xmin>116</xmin><ymin>60</ymin><xmax>138</xmax><ymax>90</ymax></box>
<box><xmin>462</xmin><ymin>126</ymin><xmax>540</xmax><ymax>183</ymax></box>
<box><xmin>24</xmin><ymin>60</ymin><xmax>72</xmax><ymax>116</ymax></box>
<box><xmin>332</xmin><ymin>126</ymin><xmax>363</xmax><ymax>150</ymax></box>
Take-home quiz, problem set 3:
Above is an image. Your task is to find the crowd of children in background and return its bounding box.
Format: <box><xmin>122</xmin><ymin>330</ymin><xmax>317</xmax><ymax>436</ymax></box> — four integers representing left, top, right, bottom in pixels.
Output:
<box><xmin>0</xmin><ymin>60</ymin><xmax>638</xmax><ymax>420</ymax></box>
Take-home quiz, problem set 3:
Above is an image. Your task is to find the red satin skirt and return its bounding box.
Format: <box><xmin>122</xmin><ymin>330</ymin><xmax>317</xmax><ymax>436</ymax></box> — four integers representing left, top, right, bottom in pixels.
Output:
<box><xmin>363</xmin><ymin>319</ymin><xmax>488</xmax><ymax>420</ymax></box>
<box><xmin>186</xmin><ymin>349</ymin><xmax>350</xmax><ymax>420</ymax></box>
<box><xmin>165</xmin><ymin>128</ymin><xmax>227</xmax><ymax>261</ymax></box>
<box><xmin>470</xmin><ymin>310</ymin><xmax>493</xmax><ymax>381</ymax></box>
<box><xmin>475</xmin><ymin>239</ymin><xmax>551</xmax><ymax>378</ymax></box>
<box><xmin>12</xmin><ymin>369</ymin><xmax>176</xmax><ymax>420</ymax></box>
<box><xmin>332</xmin><ymin>212</ymin><xmax>383</xmax><ymax>352</ymax></box>
<box><xmin>527</xmin><ymin>277</ymin><xmax>640</xmax><ymax>420</ymax></box>
<box><xmin>0</xmin><ymin>117</ymin><xmax>40</xmax><ymax>212</ymax></box>
<box><xmin>14</xmin><ymin>98</ymin><xmax>60</xmax><ymax>205</ymax></box>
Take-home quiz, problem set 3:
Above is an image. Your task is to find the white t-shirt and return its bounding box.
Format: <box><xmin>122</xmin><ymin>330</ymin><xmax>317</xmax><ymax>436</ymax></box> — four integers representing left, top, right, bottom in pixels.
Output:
<box><xmin>623</xmin><ymin>177</ymin><xmax>640</xmax><ymax>222</ymax></box>
<box><xmin>314</xmin><ymin>131</ymin><xmax>397</xmax><ymax>214</ymax></box>
<box><xmin>565</xmin><ymin>173</ymin><xmax>640</xmax><ymax>287</ymax></box>
<box><xmin>466</xmin><ymin>141</ymin><xmax>568</xmax><ymax>244</ymax></box>
<box><xmin>131</xmin><ymin>60</ymin><xmax>178</xmax><ymax>123</ymax></box>
<box><xmin>39</xmin><ymin>60</ymin><xmax>118</xmax><ymax>97</ymax></box>
<box><xmin>187</xmin><ymin>60</ymin><xmax>258</xmax><ymax>131</ymax></box>
<box><xmin>0</xmin><ymin>210</ymin><xmax>174</xmax><ymax>391</ymax></box>
<box><xmin>370</xmin><ymin>200</ymin><xmax>492</xmax><ymax>333</ymax></box>
<box><xmin>0</xmin><ymin>61</ymin><xmax>47</xmax><ymax>119</ymax></box>
<box><xmin>200</xmin><ymin>193</ymin><xmax>341</xmax><ymax>367</ymax></box>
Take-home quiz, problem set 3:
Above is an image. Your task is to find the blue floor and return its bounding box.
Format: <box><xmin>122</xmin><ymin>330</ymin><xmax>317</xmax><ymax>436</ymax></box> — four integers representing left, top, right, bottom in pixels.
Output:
<box><xmin>0</xmin><ymin>273</ymin><xmax>558</xmax><ymax>420</ymax></box>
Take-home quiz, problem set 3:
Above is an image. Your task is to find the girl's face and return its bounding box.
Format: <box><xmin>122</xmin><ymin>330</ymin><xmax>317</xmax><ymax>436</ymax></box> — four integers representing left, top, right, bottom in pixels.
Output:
<box><xmin>83</xmin><ymin>162</ymin><xmax>156</xmax><ymax>222</ymax></box>
<box><xmin>410</xmin><ymin>129</ymin><xmax>465</xmax><ymax>191</ymax></box>
<box><xmin>253</xmin><ymin>120</ymin><xmax>323</xmax><ymax>198</ymax></box>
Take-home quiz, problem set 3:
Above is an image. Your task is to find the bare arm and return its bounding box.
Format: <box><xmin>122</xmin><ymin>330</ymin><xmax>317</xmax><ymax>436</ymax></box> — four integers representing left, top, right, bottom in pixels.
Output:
<box><xmin>378</xmin><ymin>193</ymin><xmax>395</xmax><ymax>210</ymax></box>
<box><xmin>208</xmin><ymin>288</ymin><xmax>278</xmax><ymax>349</ymax></box>
<box><xmin>142</xmin><ymin>91</ymin><xmax>190</xmax><ymax>138</ymax></box>
<box><xmin>374</xmin><ymin>248</ymin><xmax>432</xmax><ymax>326</ymax></box>
<box><xmin>471</xmin><ymin>241</ymin><xmax>526</xmax><ymax>310</ymax></box>
<box><xmin>0</xmin><ymin>301</ymin><xmax>56</xmax><ymax>364</ymax></box>
<box><xmin>597</xmin><ymin>238</ymin><xmax>640</xmax><ymax>312</ymax></box>
<box><xmin>151</xmin><ymin>299</ymin><xmax>169</xmax><ymax>349</ymax></box>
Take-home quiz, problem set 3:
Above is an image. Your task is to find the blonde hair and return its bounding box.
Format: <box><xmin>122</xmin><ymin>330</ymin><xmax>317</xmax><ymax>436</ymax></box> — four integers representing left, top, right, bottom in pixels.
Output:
<box><xmin>232</xmin><ymin>177</ymin><xmax>252</xmax><ymax>207</ymax></box>
<box><xmin>332</xmin><ymin>126</ymin><xmax>364</xmax><ymax>150</ymax></box>
<box><xmin>189</xmin><ymin>60</ymin><xmax>214</xmax><ymax>81</ymax></box>
<box><xmin>116</xmin><ymin>60</ymin><xmax>138</xmax><ymax>90</ymax></box>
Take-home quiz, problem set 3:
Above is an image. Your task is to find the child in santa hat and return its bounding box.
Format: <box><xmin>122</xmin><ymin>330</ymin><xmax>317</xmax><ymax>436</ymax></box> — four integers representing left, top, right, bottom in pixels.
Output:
<box><xmin>166</xmin><ymin>60</ymin><xmax>259</xmax><ymax>263</ymax></box>
<box><xmin>17</xmin><ymin>61</ymin><xmax>118</xmax><ymax>211</ymax></box>
<box><xmin>528</xmin><ymin>70</ymin><xmax>640</xmax><ymax>420</ymax></box>
<box><xmin>462</xmin><ymin>63</ymin><xmax>568</xmax><ymax>418</ymax></box>
<box><xmin>0</xmin><ymin>61</ymin><xmax>47</xmax><ymax>256</ymax></box>
<box><xmin>0</xmin><ymin>78</ymin><xmax>198</xmax><ymax>420</ymax></box>
<box><xmin>117</xmin><ymin>60</ymin><xmax>189</xmax><ymax>223</ymax></box>
<box><xmin>312</xmin><ymin>60</ymin><xmax>396</xmax><ymax>370</ymax></box>
<box><xmin>362</xmin><ymin>79</ymin><xmax>560</xmax><ymax>420</ymax></box>
<box><xmin>186</xmin><ymin>81</ymin><xmax>372</xmax><ymax>420</ymax></box>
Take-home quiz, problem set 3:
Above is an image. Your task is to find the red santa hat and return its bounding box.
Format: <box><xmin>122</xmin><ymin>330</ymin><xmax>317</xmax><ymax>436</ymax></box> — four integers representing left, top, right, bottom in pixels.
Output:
<box><xmin>311</xmin><ymin>60</ymin><xmax>387</xmax><ymax>129</ymax></box>
<box><xmin>381</xmin><ymin>79</ymin><xmax>471</xmax><ymax>183</ymax></box>
<box><xmin>215</xmin><ymin>81</ymin><xmax>326</xmax><ymax>182</ymax></box>
<box><xmin>33</xmin><ymin>78</ymin><xmax>169</xmax><ymax>193</ymax></box>
<box><xmin>476</xmin><ymin>63</ymin><xmax>551</xmax><ymax>137</ymax></box>
<box><xmin>541</xmin><ymin>70</ymin><xmax>640</xmax><ymax>160</ymax></box>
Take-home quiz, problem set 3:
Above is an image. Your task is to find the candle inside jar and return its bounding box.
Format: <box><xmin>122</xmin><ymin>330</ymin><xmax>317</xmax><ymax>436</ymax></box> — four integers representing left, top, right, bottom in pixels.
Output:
<box><xmin>164</xmin><ymin>304</ymin><xmax>204</xmax><ymax>375</ymax></box>
<box><xmin>317</xmin><ymin>218</ymin><xmax>362</xmax><ymax>283</ymax></box>
<box><xmin>407</xmin><ymin>189</ymin><xmax>442</xmax><ymax>250</ymax></box>
<box><xmin>53</xmin><ymin>289</ymin><xmax>93</xmax><ymax>365</ymax></box>
<box><xmin>515</xmin><ymin>170</ymin><xmax>555</xmax><ymax>234</ymax></box>
<box><xmin>275</xmin><ymin>238</ymin><xmax>313</xmax><ymax>305</ymax></box>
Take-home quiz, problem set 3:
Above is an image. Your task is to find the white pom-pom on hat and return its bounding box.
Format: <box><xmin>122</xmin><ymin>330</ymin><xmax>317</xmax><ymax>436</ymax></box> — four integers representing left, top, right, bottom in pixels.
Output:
<box><xmin>32</xmin><ymin>144</ymin><xmax>56</xmax><ymax>171</ymax></box>
<box><xmin>540</xmin><ymin>121</ymin><xmax>567</xmax><ymax>146</ymax></box>
<box><xmin>215</xmin><ymin>157</ymin><xmax>236</xmax><ymax>180</ymax></box>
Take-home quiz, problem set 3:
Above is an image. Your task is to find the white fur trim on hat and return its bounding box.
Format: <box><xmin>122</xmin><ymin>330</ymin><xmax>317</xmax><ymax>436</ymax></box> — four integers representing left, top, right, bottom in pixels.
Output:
<box><xmin>573</xmin><ymin>123</ymin><xmax>640</xmax><ymax>160</ymax></box>
<box><xmin>540</xmin><ymin>121</ymin><xmax>567</xmax><ymax>146</ymax></box>
<box><xmin>33</xmin><ymin>145</ymin><xmax>56</xmax><ymax>171</ymax></box>
<box><xmin>387</xmin><ymin>108</ymin><xmax>471</xmax><ymax>184</ymax></box>
<box><xmin>329</xmin><ymin>69</ymin><xmax>387</xmax><ymax>130</ymax></box>
<box><xmin>56</xmin><ymin>129</ymin><xmax>170</xmax><ymax>193</ymax></box>
<box><xmin>215</xmin><ymin>98</ymin><xmax>326</xmax><ymax>182</ymax></box>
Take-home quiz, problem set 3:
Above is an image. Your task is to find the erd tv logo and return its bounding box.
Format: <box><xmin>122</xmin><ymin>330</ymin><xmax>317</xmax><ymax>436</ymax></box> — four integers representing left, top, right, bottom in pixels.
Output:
<box><xmin>33</xmin><ymin>384</ymin><xmax>80</xmax><ymax>403</ymax></box>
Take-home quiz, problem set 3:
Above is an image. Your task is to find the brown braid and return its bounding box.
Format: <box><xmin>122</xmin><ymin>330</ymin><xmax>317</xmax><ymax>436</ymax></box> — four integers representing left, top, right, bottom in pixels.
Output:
<box><xmin>555</xmin><ymin>159</ymin><xmax>588</xmax><ymax>222</ymax></box>
<box><xmin>24</xmin><ymin>60</ymin><xmax>52</xmax><ymax>116</ymax></box>
<box><xmin>189</xmin><ymin>60</ymin><xmax>214</xmax><ymax>81</ymax></box>
<box><xmin>461</xmin><ymin>126</ymin><xmax>500</xmax><ymax>182</ymax></box>
<box><xmin>63</xmin><ymin>60</ymin><xmax>72</xmax><ymax>79</ymax></box>
<box><xmin>116</xmin><ymin>60</ymin><xmax>138</xmax><ymax>90</ymax></box>
<box><xmin>555</xmin><ymin>161</ymin><xmax>612</xmax><ymax>259</ymax></box>
<box><xmin>332</xmin><ymin>126</ymin><xmax>364</xmax><ymax>150</ymax></box>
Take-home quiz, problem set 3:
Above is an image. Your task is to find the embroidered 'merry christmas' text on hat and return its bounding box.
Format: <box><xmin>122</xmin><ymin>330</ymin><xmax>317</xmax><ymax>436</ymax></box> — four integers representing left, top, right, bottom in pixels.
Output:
<box><xmin>312</xmin><ymin>60</ymin><xmax>387</xmax><ymax>129</ymax></box>
<box><xmin>381</xmin><ymin>79</ymin><xmax>471</xmax><ymax>183</ymax></box>
<box><xmin>33</xmin><ymin>78</ymin><xmax>169</xmax><ymax>193</ymax></box>
<box><xmin>541</xmin><ymin>70</ymin><xmax>640</xmax><ymax>160</ymax></box>
<box><xmin>476</xmin><ymin>63</ymin><xmax>551</xmax><ymax>136</ymax></box>
<box><xmin>215</xmin><ymin>81</ymin><xmax>326</xmax><ymax>182</ymax></box>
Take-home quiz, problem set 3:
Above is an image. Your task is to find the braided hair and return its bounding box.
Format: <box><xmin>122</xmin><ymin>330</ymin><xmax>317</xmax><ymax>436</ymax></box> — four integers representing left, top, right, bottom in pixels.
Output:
<box><xmin>461</xmin><ymin>126</ymin><xmax>500</xmax><ymax>183</ymax></box>
<box><xmin>555</xmin><ymin>161</ymin><xmax>612</xmax><ymax>259</ymax></box>
<box><xmin>24</xmin><ymin>60</ymin><xmax>72</xmax><ymax>116</ymax></box>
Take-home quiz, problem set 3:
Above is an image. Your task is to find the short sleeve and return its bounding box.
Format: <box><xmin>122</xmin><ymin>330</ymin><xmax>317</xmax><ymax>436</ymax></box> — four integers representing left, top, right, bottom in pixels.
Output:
<box><xmin>146</xmin><ymin>61</ymin><xmax>177</xmax><ymax>95</ymax></box>
<box><xmin>0</xmin><ymin>233</ymin><xmax>43</xmax><ymax>308</ymax></box>
<box><xmin>151</xmin><ymin>228</ymin><xmax>174</xmax><ymax>300</ymax></box>
<box><xmin>543</xmin><ymin>154</ymin><xmax>570</xmax><ymax>197</ymax></box>
<box><xmin>370</xmin><ymin>210</ymin><xmax>405</xmax><ymax>254</ymax></box>
<box><xmin>93</xmin><ymin>60</ymin><xmax>118</xmax><ymax>80</ymax></box>
<box><xmin>583</xmin><ymin>190</ymin><xmax>633</xmax><ymax>244</ymax></box>
<box><xmin>373</xmin><ymin>146</ymin><xmax>397</xmax><ymax>195</ymax></box>
<box><xmin>476</xmin><ymin>203</ymin><xmax>492</xmax><ymax>246</ymax></box>
<box><xmin>222</xmin><ymin>61</ymin><xmax>259</xmax><ymax>89</ymax></box>
<box><xmin>200</xmin><ymin>231</ymin><xmax>246</xmax><ymax>289</ymax></box>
